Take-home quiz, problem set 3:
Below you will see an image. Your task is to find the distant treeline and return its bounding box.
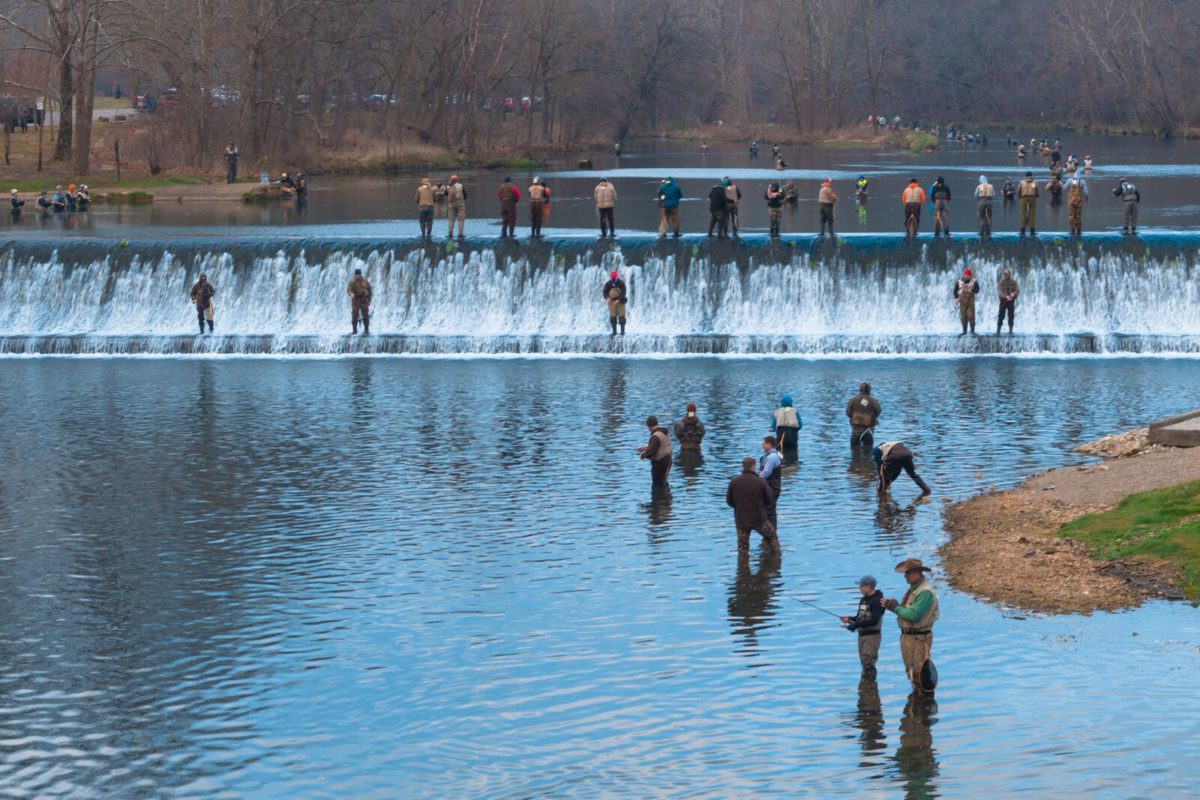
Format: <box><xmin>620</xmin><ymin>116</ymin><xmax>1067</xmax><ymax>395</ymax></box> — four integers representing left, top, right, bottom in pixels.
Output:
<box><xmin>0</xmin><ymin>0</ymin><xmax>1193</xmax><ymax>173</ymax></box>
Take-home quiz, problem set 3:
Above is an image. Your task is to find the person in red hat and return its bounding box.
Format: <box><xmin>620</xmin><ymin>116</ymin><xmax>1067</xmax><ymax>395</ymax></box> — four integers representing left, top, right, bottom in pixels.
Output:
<box><xmin>602</xmin><ymin>270</ymin><xmax>627</xmax><ymax>336</ymax></box>
<box><xmin>954</xmin><ymin>267</ymin><xmax>980</xmax><ymax>335</ymax></box>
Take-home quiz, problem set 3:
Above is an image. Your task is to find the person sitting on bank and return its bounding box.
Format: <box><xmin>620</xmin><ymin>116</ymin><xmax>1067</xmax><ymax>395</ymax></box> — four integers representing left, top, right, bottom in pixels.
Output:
<box><xmin>874</xmin><ymin>441</ymin><xmax>932</xmax><ymax>497</ymax></box>
<box><xmin>771</xmin><ymin>394</ymin><xmax>802</xmax><ymax>450</ymax></box>
<box><xmin>638</xmin><ymin>416</ymin><xmax>673</xmax><ymax>488</ymax></box>
<box><xmin>674</xmin><ymin>402</ymin><xmax>705</xmax><ymax>452</ymax></box>
<box><xmin>726</xmin><ymin>457</ymin><xmax>779</xmax><ymax>553</ymax></box>
<box><xmin>840</xmin><ymin>575</ymin><xmax>886</xmax><ymax>680</ymax></box>
<box><xmin>884</xmin><ymin>558</ymin><xmax>940</xmax><ymax>695</ymax></box>
<box><xmin>846</xmin><ymin>382</ymin><xmax>882</xmax><ymax>448</ymax></box>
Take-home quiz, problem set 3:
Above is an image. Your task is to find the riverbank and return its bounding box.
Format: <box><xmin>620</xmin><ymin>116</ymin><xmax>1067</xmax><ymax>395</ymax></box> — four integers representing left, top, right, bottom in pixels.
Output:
<box><xmin>941</xmin><ymin>427</ymin><xmax>1200</xmax><ymax>614</ymax></box>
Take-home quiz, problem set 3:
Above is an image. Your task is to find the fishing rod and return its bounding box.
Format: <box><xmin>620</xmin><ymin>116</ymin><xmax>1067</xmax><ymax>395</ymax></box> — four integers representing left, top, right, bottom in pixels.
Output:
<box><xmin>786</xmin><ymin>595</ymin><xmax>843</xmax><ymax>619</ymax></box>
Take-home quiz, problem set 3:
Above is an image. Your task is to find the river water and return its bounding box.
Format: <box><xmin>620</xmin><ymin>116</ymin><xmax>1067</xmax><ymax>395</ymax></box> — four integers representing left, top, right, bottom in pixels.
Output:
<box><xmin>2</xmin><ymin>135</ymin><xmax>1199</xmax><ymax>798</ymax></box>
<box><xmin>1</xmin><ymin>357</ymin><xmax>1198</xmax><ymax>798</ymax></box>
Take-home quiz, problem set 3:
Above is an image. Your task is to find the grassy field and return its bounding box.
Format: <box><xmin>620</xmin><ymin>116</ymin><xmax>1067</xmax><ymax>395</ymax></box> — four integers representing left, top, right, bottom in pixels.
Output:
<box><xmin>1059</xmin><ymin>480</ymin><xmax>1200</xmax><ymax>599</ymax></box>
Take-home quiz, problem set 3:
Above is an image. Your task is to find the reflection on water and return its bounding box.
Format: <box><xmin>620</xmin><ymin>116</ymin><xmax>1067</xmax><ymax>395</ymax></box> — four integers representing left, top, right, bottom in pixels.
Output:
<box><xmin>727</xmin><ymin>549</ymin><xmax>783</xmax><ymax>657</ymax></box>
<box><xmin>892</xmin><ymin>694</ymin><xmax>940</xmax><ymax>800</ymax></box>
<box><xmin>1</xmin><ymin>357</ymin><xmax>1199</xmax><ymax>797</ymax></box>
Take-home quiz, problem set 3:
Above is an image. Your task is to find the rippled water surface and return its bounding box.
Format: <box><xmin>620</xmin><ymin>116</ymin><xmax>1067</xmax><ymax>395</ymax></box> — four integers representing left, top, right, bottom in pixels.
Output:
<box><xmin>2</xmin><ymin>357</ymin><xmax>1199</xmax><ymax>798</ymax></box>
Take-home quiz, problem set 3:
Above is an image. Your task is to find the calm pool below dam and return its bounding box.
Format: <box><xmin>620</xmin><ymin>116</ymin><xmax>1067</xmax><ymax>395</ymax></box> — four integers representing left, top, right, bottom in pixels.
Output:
<box><xmin>1</xmin><ymin>356</ymin><xmax>1198</xmax><ymax>798</ymax></box>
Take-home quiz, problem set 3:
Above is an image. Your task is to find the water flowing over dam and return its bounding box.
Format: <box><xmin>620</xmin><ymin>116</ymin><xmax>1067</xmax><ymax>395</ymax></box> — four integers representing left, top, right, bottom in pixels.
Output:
<box><xmin>3</xmin><ymin>233</ymin><xmax>1199</xmax><ymax>355</ymax></box>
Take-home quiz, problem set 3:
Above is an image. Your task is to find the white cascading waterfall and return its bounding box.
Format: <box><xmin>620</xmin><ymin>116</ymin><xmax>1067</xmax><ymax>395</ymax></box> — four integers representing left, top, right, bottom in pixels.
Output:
<box><xmin>0</xmin><ymin>242</ymin><xmax>1198</xmax><ymax>354</ymax></box>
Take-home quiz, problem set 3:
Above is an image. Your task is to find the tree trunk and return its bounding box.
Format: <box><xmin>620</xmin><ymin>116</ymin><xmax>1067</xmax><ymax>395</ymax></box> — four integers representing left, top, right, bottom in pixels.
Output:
<box><xmin>54</xmin><ymin>59</ymin><xmax>73</xmax><ymax>161</ymax></box>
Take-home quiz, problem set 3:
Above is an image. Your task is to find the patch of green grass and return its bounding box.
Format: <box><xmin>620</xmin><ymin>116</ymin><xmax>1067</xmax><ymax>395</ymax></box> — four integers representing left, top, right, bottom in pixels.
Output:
<box><xmin>484</xmin><ymin>156</ymin><xmax>541</xmax><ymax>170</ymax></box>
<box><xmin>1059</xmin><ymin>480</ymin><xmax>1200</xmax><ymax>599</ymax></box>
<box><xmin>903</xmin><ymin>131</ymin><xmax>938</xmax><ymax>153</ymax></box>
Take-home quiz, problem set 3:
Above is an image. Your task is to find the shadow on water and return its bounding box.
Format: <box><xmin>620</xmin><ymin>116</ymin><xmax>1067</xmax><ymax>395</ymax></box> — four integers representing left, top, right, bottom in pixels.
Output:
<box><xmin>642</xmin><ymin>484</ymin><xmax>674</xmax><ymax>545</ymax></box>
<box><xmin>727</xmin><ymin>548</ymin><xmax>782</xmax><ymax>658</ymax></box>
<box><xmin>874</xmin><ymin>497</ymin><xmax>920</xmax><ymax>541</ymax></box>
<box><xmin>675</xmin><ymin>449</ymin><xmax>704</xmax><ymax>481</ymax></box>
<box><xmin>891</xmin><ymin>694</ymin><xmax>940</xmax><ymax>800</ymax></box>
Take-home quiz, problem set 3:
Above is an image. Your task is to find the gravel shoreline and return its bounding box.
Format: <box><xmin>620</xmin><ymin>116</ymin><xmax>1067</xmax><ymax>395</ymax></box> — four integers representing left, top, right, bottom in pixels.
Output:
<box><xmin>940</xmin><ymin>429</ymin><xmax>1200</xmax><ymax>614</ymax></box>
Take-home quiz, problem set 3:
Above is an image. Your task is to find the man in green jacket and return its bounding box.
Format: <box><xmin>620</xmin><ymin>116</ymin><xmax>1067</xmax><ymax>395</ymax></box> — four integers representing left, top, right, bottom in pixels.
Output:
<box><xmin>884</xmin><ymin>558</ymin><xmax>939</xmax><ymax>694</ymax></box>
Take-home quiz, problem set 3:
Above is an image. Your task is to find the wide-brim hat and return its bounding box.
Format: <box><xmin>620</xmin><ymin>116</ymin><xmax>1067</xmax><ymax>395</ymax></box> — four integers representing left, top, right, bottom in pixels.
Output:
<box><xmin>895</xmin><ymin>558</ymin><xmax>932</xmax><ymax>574</ymax></box>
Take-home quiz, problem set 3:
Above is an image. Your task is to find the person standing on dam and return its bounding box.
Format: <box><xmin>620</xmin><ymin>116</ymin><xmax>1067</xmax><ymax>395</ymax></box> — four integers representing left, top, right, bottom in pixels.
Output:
<box><xmin>527</xmin><ymin>177</ymin><xmax>550</xmax><ymax>238</ymax></box>
<box><xmin>415</xmin><ymin>178</ymin><xmax>436</xmax><ymax>240</ymax></box>
<box><xmin>1114</xmin><ymin>176</ymin><xmax>1140</xmax><ymax>234</ymax></box>
<box><xmin>765</xmin><ymin>182</ymin><xmax>785</xmax><ymax>238</ymax></box>
<box><xmin>1017</xmin><ymin>171</ymin><xmax>1039</xmax><ymax>237</ymax></box>
<box><xmin>190</xmin><ymin>273</ymin><xmax>216</xmax><ymax>334</ymax></box>
<box><xmin>347</xmin><ymin>269</ymin><xmax>372</xmax><ymax>336</ymax></box>
<box><xmin>602</xmin><ymin>270</ymin><xmax>628</xmax><ymax>336</ymax></box>
<box><xmin>657</xmin><ymin>177</ymin><xmax>683</xmax><ymax>238</ymax></box>
<box><xmin>954</xmin><ymin>267</ymin><xmax>980</xmax><ymax>335</ymax></box>
<box><xmin>446</xmin><ymin>175</ymin><xmax>467</xmax><ymax>239</ymax></box>
<box><xmin>707</xmin><ymin>180</ymin><xmax>730</xmax><ymax>238</ymax></box>
<box><xmin>974</xmin><ymin>175</ymin><xmax>994</xmax><ymax>238</ymax></box>
<box><xmin>997</xmin><ymin>269</ymin><xmax>1020</xmax><ymax>335</ymax></box>
<box><xmin>1065</xmin><ymin>168</ymin><xmax>1088</xmax><ymax>236</ymax></box>
<box><xmin>818</xmin><ymin>178</ymin><xmax>837</xmax><ymax>237</ymax></box>
<box><xmin>902</xmin><ymin>178</ymin><xmax>925</xmax><ymax>239</ymax></box>
<box><xmin>929</xmin><ymin>176</ymin><xmax>952</xmax><ymax>237</ymax></box>
<box><xmin>497</xmin><ymin>177</ymin><xmax>520</xmax><ymax>239</ymax></box>
<box><xmin>593</xmin><ymin>177</ymin><xmax>617</xmax><ymax>238</ymax></box>
<box><xmin>846</xmin><ymin>382</ymin><xmax>882</xmax><ymax>449</ymax></box>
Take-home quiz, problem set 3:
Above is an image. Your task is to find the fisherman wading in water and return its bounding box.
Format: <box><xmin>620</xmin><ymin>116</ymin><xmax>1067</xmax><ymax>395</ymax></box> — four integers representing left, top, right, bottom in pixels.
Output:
<box><xmin>884</xmin><ymin>558</ymin><xmax>940</xmax><ymax>695</ymax></box>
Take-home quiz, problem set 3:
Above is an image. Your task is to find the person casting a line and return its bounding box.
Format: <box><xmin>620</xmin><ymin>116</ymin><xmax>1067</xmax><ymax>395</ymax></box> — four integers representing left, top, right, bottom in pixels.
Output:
<box><xmin>639</xmin><ymin>416</ymin><xmax>672</xmax><ymax>487</ymax></box>
<box><xmin>841</xmin><ymin>575</ymin><xmax>886</xmax><ymax>680</ymax></box>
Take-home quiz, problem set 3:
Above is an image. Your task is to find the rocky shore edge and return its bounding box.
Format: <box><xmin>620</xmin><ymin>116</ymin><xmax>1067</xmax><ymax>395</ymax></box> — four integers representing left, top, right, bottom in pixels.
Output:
<box><xmin>940</xmin><ymin>428</ymin><xmax>1199</xmax><ymax>614</ymax></box>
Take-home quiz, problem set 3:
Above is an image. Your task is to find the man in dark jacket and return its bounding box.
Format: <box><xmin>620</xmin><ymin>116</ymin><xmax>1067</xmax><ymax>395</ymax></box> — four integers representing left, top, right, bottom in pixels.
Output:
<box><xmin>765</xmin><ymin>182</ymin><xmax>785</xmax><ymax>237</ymax></box>
<box><xmin>224</xmin><ymin>143</ymin><xmax>239</xmax><ymax>183</ymax></box>
<box><xmin>997</xmin><ymin>268</ymin><xmax>1020</xmax><ymax>335</ymax></box>
<box><xmin>497</xmin><ymin>177</ymin><xmax>520</xmax><ymax>238</ymax></box>
<box><xmin>602</xmin><ymin>270</ymin><xmax>627</xmax><ymax>336</ymax></box>
<box><xmin>347</xmin><ymin>268</ymin><xmax>372</xmax><ymax>335</ymax></box>
<box><xmin>846</xmin><ymin>382</ymin><xmax>882</xmax><ymax>448</ymax></box>
<box><xmin>639</xmin><ymin>416</ymin><xmax>672</xmax><ymax>487</ymax></box>
<box><xmin>929</xmin><ymin>176</ymin><xmax>952</xmax><ymax>236</ymax></box>
<box><xmin>708</xmin><ymin>180</ymin><xmax>730</xmax><ymax>238</ymax></box>
<box><xmin>674</xmin><ymin>402</ymin><xmax>705</xmax><ymax>451</ymax></box>
<box><xmin>840</xmin><ymin>575</ymin><xmax>886</xmax><ymax>680</ymax></box>
<box><xmin>190</xmin><ymin>273</ymin><xmax>216</xmax><ymax>334</ymax></box>
<box><xmin>726</xmin><ymin>457</ymin><xmax>779</xmax><ymax>552</ymax></box>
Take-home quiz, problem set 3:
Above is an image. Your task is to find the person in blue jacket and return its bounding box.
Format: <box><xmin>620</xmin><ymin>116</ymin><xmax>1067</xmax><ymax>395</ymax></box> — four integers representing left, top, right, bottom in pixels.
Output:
<box><xmin>657</xmin><ymin>177</ymin><xmax>683</xmax><ymax>238</ymax></box>
<box><xmin>771</xmin><ymin>394</ymin><xmax>802</xmax><ymax>450</ymax></box>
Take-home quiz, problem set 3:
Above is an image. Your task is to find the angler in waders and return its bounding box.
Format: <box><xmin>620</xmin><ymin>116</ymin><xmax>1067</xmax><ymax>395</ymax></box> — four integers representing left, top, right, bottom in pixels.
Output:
<box><xmin>846</xmin><ymin>382</ymin><xmax>882</xmax><ymax>449</ymax></box>
<box><xmin>415</xmin><ymin>178</ymin><xmax>436</xmax><ymax>240</ymax></box>
<box><xmin>726</xmin><ymin>456</ymin><xmax>779</xmax><ymax>553</ymax></box>
<box><xmin>347</xmin><ymin>268</ymin><xmax>372</xmax><ymax>335</ymax></box>
<box><xmin>602</xmin><ymin>270</ymin><xmax>627</xmax><ymax>336</ymax></box>
<box><xmin>1065</xmin><ymin>168</ymin><xmax>1088</xmax><ymax>236</ymax></box>
<box><xmin>497</xmin><ymin>177</ymin><xmax>520</xmax><ymax>239</ymax></box>
<box><xmin>1114</xmin><ymin>176</ymin><xmax>1140</xmax><ymax>234</ymax></box>
<box><xmin>639</xmin><ymin>416</ymin><xmax>672</xmax><ymax>488</ymax></box>
<box><xmin>874</xmin><ymin>441</ymin><xmax>931</xmax><ymax>497</ymax></box>
<box><xmin>841</xmin><ymin>575</ymin><xmax>886</xmax><ymax>680</ymax></box>
<box><xmin>758</xmin><ymin>436</ymin><xmax>783</xmax><ymax>529</ymax></box>
<box><xmin>884</xmin><ymin>558</ymin><xmax>940</xmax><ymax>694</ymax></box>
<box><xmin>190</xmin><ymin>273</ymin><xmax>216</xmax><ymax>334</ymax></box>
<box><xmin>997</xmin><ymin>268</ymin><xmax>1020</xmax><ymax>335</ymax></box>
<box><xmin>527</xmin><ymin>177</ymin><xmax>550</xmax><ymax>238</ymax></box>
<box><xmin>954</xmin><ymin>267</ymin><xmax>980</xmax><ymax>335</ymax></box>
<box><xmin>771</xmin><ymin>394</ymin><xmax>802</xmax><ymax>452</ymax></box>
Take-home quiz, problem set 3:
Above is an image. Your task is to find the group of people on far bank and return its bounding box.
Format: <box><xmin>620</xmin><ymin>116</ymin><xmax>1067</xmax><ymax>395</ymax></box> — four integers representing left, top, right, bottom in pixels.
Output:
<box><xmin>638</xmin><ymin>385</ymin><xmax>937</xmax><ymax>694</ymax></box>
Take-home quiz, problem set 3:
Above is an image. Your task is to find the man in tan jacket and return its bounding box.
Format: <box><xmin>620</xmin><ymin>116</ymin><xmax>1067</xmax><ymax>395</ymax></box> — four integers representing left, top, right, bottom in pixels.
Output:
<box><xmin>593</xmin><ymin>178</ymin><xmax>617</xmax><ymax>237</ymax></box>
<box><xmin>818</xmin><ymin>178</ymin><xmax>837</xmax><ymax>237</ymax></box>
<box><xmin>415</xmin><ymin>178</ymin><xmax>436</xmax><ymax>240</ymax></box>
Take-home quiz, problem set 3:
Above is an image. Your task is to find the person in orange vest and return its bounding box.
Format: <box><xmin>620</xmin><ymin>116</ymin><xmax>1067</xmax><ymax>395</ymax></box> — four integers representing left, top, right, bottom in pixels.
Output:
<box><xmin>901</xmin><ymin>178</ymin><xmax>926</xmax><ymax>239</ymax></box>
